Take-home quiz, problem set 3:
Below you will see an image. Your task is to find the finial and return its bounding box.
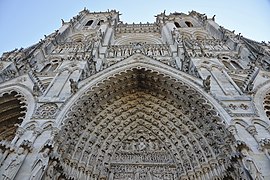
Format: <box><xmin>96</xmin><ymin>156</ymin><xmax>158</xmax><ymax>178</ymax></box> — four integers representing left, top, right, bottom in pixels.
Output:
<box><xmin>212</xmin><ymin>15</ymin><xmax>216</xmax><ymax>21</ymax></box>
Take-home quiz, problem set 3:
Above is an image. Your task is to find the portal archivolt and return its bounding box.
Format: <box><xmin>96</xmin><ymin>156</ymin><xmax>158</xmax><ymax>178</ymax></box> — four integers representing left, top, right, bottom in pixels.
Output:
<box><xmin>52</xmin><ymin>68</ymin><xmax>243</xmax><ymax>179</ymax></box>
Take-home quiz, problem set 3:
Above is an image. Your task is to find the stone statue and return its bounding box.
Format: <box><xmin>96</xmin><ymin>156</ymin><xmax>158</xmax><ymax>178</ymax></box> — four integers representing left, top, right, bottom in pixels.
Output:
<box><xmin>134</xmin><ymin>168</ymin><xmax>141</xmax><ymax>180</ymax></box>
<box><xmin>44</xmin><ymin>160</ymin><xmax>57</xmax><ymax>180</ymax></box>
<box><xmin>88</xmin><ymin>57</ymin><xmax>97</xmax><ymax>75</ymax></box>
<box><xmin>242</xmin><ymin>150</ymin><xmax>264</xmax><ymax>180</ymax></box>
<box><xmin>148</xmin><ymin>140</ymin><xmax>155</xmax><ymax>151</ymax></box>
<box><xmin>29</xmin><ymin>147</ymin><xmax>50</xmax><ymax>180</ymax></box>
<box><xmin>33</xmin><ymin>82</ymin><xmax>40</xmax><ymax>97</ymax></box>
<box><xmin>137</xmin><ymin>137</ymin><xmax>146</xmax><ymax>151</ymax></box>
<box><xmin>108</xmin><ymin>170</ymin><xmax>114</xmax><ymax>180</ymax></box>
<box><xmin>130</xmin><ymin>140</ymin><xmax>136</xmax><ymax>151</ymax></box>
<box><xmin>212</xmin><ymin>15</ymin><xmax>216</xmax><ymax>21</ymax></box>
<box><xmin>146</xmin><ymin>170</ymin><xmax>153</xmax><ymax>180</ymax></box>
<box><xmin>246</xmin><ymin>82</ymin><xmax>254</xmax><ymax>93</ymax></box>
<box><xmin>203</xmin><ymin>75</ymin><xmax>211</xmax><ymax>92</ymax></box>
<box><xmin>171</xmin><ymin>27</ymin><xmax>180</xmax><ymax>44</ymax></box>
<box><xmin>69</xmin><ymin>78</ymin><xmax>78</xmax><ymax>94</ymax></box>
<box><xmin>2</xmin><ymin>147</ymin><xmax>25</xmax><ymax>180</ymax></box>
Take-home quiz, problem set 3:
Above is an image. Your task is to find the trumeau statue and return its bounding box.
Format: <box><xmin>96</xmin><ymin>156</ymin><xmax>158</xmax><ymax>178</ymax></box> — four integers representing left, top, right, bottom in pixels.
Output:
<box><xmin>1</xmin><ymin>8</ymin><xmax>270</xmax><ymax>180</ymax></box>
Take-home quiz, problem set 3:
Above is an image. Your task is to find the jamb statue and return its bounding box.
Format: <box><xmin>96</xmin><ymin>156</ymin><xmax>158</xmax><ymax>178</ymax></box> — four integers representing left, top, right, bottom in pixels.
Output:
<box><xmin>29</xmin><ymin>147</ymin><xmax>51</xmax><ymax>180</ymax></box>
<box><xmin>2</xmin><ymin>147</ymin><xmax>25</xmax><ymax>180</ymax></box>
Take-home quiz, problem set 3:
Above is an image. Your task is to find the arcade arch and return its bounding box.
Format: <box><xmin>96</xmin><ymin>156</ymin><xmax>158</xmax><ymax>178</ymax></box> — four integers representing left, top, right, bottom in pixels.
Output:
<box><xmin>50</xmin><ymin>66</ymin><xmax>245</xmax><ymax>179</ymax></box>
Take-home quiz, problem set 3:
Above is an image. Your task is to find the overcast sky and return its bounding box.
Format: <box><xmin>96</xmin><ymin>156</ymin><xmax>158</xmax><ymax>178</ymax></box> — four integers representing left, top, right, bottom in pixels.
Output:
<box><xmin>0</xmin><ymin>0</ymin><xmax>270</xmax><ymax>55</ymax></box>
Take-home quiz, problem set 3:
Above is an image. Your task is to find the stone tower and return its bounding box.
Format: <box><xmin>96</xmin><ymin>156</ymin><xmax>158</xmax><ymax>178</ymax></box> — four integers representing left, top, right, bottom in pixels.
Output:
<box><xmin>0</xmin><ymin>9</ymin><xmax>270</xmax><ymax>179</ymax></box>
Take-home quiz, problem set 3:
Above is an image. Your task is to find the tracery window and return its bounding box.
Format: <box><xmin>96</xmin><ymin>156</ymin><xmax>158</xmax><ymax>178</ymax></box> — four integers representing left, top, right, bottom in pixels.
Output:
<box><xmin>185</xmin><ymin>21</ymin><xmax>193</xmax><ymax>27</ymax></box>
<box><xmin>174</xmin><ymin>22</ymin><xmax>181</xmax><ymax>28</ymax></box>
<box><xmin>85</xmin><ymin>20</ymin><xmax>93</xmax><ymax>26</ymax></box>
<box><xmin>97</xmin><ymin>20</ymin><xmax>104</xmax><ymax>26</ymax></box>
<box><xmin>221</xmin><ymin>57</ymin><xmax>242</xmax><ymax>70</ymax></box>
<box><xmin>222</xmin><ymin>60</ymin><xmax>234</xmax><ymax>70</ymax></box>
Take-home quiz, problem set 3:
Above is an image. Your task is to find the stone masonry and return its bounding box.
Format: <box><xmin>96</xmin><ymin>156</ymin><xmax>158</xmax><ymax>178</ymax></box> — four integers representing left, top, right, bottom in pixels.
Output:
<box><xmin>0</xmin><ymin>9</ymin><xmax>270</xmax><ymax>179</ymax></box>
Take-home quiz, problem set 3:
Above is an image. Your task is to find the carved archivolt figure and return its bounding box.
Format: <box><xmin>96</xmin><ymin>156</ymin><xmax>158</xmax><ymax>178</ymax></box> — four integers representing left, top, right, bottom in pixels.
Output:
<box><xmin>44</xmin><ymin>160</ymin><xmax>57</xmax><ymax>180</ymax></box>
<box><xmin>137</xmin><ymin>137</ymin><xmax>147</xmax><ymax>151</ymax></box>
<box><xmin>29</xmin><ymin>148</ymin><xmax>50</xmax><ymax>180</ymax></box>
<box><xmin>2</xmin><ymin>147</ymin><xmax>25</xmax><ymax>180</ymax></box>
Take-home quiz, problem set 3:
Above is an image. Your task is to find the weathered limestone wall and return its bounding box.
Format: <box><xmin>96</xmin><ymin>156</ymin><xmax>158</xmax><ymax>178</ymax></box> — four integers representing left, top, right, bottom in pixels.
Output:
<box><xmin>0</xmin><ymin>9</ymin><xmax>270</xmax><ymax>179</ymax></box>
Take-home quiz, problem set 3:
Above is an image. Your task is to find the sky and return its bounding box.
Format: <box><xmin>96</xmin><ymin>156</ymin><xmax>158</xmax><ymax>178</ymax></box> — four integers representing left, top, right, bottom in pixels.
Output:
<box><xmin>0</xmin><ymin>0</ymin><xmax>270</xmax><ymax>55</ymax></box>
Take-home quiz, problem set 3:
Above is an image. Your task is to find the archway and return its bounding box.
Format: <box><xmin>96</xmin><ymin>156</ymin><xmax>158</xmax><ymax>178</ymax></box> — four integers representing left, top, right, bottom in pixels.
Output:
<box><xmin>0</xmin><ymin>91</ymin><xmax>27</xmax><ymax>141</ymax></box>
<box><xmin>51</xmin><ymin>67</ymin><xmax>244</xmax><ymax>179</ymax></box>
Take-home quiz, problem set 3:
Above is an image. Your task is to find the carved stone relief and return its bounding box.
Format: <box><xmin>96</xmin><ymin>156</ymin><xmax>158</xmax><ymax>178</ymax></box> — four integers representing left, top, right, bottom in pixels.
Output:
<box><xmin>33</xmin><ymin>103</ymin><xmax>58</xmax><ymax>119</ymax></box>
<box><xmin>1</xmin><ymin>9</ymin><xmax>270</xmax><ymax>180</ymax></box>
<box><xmin>45</xmin><ymin>69</ymin><xmax>244</xmax><ymax>179</ymax></box>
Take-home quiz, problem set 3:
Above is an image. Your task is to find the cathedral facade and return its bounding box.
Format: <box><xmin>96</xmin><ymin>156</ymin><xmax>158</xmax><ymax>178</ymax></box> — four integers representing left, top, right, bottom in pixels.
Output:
<box><xmin>0</xmin><ymin>9</ymin><xmax>270</xmax><ymax>179</ymax></box>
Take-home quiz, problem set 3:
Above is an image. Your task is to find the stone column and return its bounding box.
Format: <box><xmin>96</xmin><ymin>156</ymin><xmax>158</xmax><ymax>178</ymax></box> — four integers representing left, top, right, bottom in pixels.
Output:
<box><xmin>30</xmin><ymin>128</ymin><xmax>42</xmax><ymax>143</ymax></box>
<box><xmin>11</xmin><ymin>127</ymin><xmax>25</xmax><ymax>145</ymax></box>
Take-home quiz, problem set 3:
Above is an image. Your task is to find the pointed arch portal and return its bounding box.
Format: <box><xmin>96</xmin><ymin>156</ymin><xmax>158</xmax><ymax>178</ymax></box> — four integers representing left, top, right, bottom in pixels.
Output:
<box><xmin>53</xmin><ymin>66</ymin><xmax>243</xmax><ymax>179</ymax></box>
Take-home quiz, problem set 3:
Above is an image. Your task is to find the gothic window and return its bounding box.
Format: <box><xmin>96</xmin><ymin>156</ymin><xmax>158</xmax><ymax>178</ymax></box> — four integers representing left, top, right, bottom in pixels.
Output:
<box><xmin>41</xmin><ymin>63</ymin><xmax>51</xmax><ymax>72</ymax></box>
<box><xmin>41</xmin><ymin>62</ymin><xmax>59</xmax><ymax>72</ymax></box>
<box><xmin>174</xmin><ymin>22</ymin><xmax>181</xmax><ymax>28</ymax></box>
<box><xmin>231</xmin><ymin>60</ymin><xmax>242</xmax><ymax>69</ymax></box>
<box><xmin>85</xmin><ymin>20</ymin><xmax>93</xmax><ymax>26</ymax></box>
<box><xmin>75</xmin><ymin>39</ymin><xmax>82</xmax><ymax>43</ymax></box>
<box><xmin>196</xmin><ymin>35</ymin><xmax>204</xmax><ymax>40</ymax></box>
<box><xmin>264</xmin><ymin>94</ymin><xmax>270</xmax><ymax>120</ymax></box>
<box><xmin>185</xmin><ymin>21</ymin><xmax>193</xmax><ymax>27</ymax></box>
<box><xmin>97</xmin><ymin>20</ymin><xmax>104</xmax><ymax>26</ymax></box>
<box><xmin>221</xmin><ymin>57</ymin><xmax>242</xmax><ymax>70</ymax></box>
<box><xmin>0</xmin><ymin>91</ymin><xmax>26</xmax><ymax>141</ymax></box>
<box><xmin>222</xmin><ymin>60</ymin><xmax>234</xmax><ymax>70</ymax></box>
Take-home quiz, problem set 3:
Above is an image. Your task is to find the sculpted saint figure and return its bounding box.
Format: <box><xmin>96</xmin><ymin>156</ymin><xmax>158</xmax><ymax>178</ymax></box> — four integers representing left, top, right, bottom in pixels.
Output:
<box><xmin>44</xmin><ymin>160</ymin><xmax>57</xmax><ymax>180</ymax></box>
<box><xmin>29</xmin><ymin>148</ymin><xmax>50</xmax><ymax>180</ymax></box>
<box><xmin>171</xmin><ymin>27</ymin><xmax>180</xmax><ymax>44</ymax></box>
<box><xmin>242</xmin><ymin>150</ymin><xmax>264</xmax><ymax>180</ymax></box>
<box><xmin>32</xmin><ymin>82</ymin><xmax>41</xmax><ymax>97</ymax></box>
<box><xmin>137</xmin><ymin>137</ymin><xmax>147</xmax><ymax>151</ymax></box>
<box><xmin>69</xmin><ymin>78</ymin><xmax>78</xmax><ymax>94</ymax></box>
<box><xmin>2</xmin><ymin>147</ymin><xmax>25</xmax><ymax>180</ymax></box>
<box><xmin>203</xmin><ymin>75</ymin><xmax>211</xmax><ymax>92</ymax></box>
